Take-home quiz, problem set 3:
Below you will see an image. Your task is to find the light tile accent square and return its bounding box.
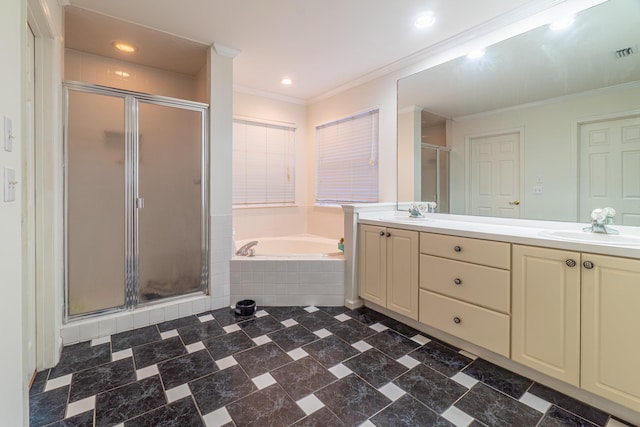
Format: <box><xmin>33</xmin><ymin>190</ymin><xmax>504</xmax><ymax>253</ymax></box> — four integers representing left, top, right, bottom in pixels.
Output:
<box><xmin>519</xmin><ymin>392</ymin><xmax>552</xmax><ymax>413</ymax></box>
<box><xmin>111</xmin><ymin>348</ymin><xmax>133</xmax><ymax>362</ymax></box>
<box><xmin>203</xmin><ymin>407</ymin><xmax>233</xmax><ymax>427</ymax></box>
<box><xmin>304</xmin><ymin>306</ymin><xmax>319</xmax><ymax>313</ymax></box>
<box><xmin>281</xmin><ymin>318</ymin><xmax>298</xmax><ymax>328</ymax></box>
<box><xmin>359</xmin><ymin>421</ymin><xmax>376</xmax><ymax>427</ymax></box>
<box><xmin>369</xmin><ymin>322</ymin><xmax>388</xmax><ymax>332</ymax></box>
<box><xmin>160</xmin><ymin>329</ymin><xmax>179</xmax><ymax>340</ymax></box>
<box><xmin>458</xmin><ymin>350</ymin><xmax>478</xmax><ymax>360</ymax></box>
<box><xmin>287</xmin><ymin>348</ymin><xmax>309</xmax><ymax>361</ymax></box>
<box><xmin>296</xmin><ymin>394</ymin><xmax>325</xmax><ymax>416</ymax></box>
<box><xmin>66</xmin><ymin>395</ymin><xmax>95</xmax><ymax>418</ymax></box>
<box><xmin>451</xmin><ymin>372</ymin><xmax>479</xmax><ymax>389</ymax></box>
<box><xmin>136</xmin><ymin>364</ymin><xmax>159</xmax><ymax>381</ymax></box>
<box><xmin>607</xmin><ymin>419</ymin><xmax>633</xmax><ymax>427</ymax></box>
<box><xmin>334</xmin><ymin>313</ymin><xmax>351</xmax><ymax>322</ymax></box>
<box><xmin>186</xmin><ymin>341</ymin><xmax>206</xmax><ymax>353</ymax></box>
<box><xmin>314</xmin><ymin>328</ymin><xmax>332</xmax><ymax>338</ymax></box>
<box><xmin>198</xmin><ymin>314</ymin><xmax>215</xmax><ymax>323</ymax></box>
<box><xmin>411</xmin><ymin>334</ymin><xmax>431</xmax><ymax>345</ymax></box>
<box><xmin>91</xmin><ymin>336</ymin><xmax>110</xmax><ymax>346</ymax></box>
<box><xmin>378</xmin><ymin>382</ymin><xmax>406</xmax><ymax>401</ymax></box>
<box><xmin>45</xmin><ymin>374</ymin><xmax>72</xmax><ymax>392</ymax></box>
<box><xmin>442</xmin><ymin>406</ymin><xmax>475</xmax><ymax>427</ymax></box>
<box><xmin>252</xmin><ymin>335</ymin><xmax>272</xmax><ymax>346</ymax></box>
<box><xmin>329</xmin><ymin>363</ymin><xmax>352</xmax><ymax>379</ymax></box>
<box><xmin>352</xmin><ymin>340</ymin><xmax>373</xmax><ymax>352</ymax></box>
<box><xmin>166</xmin><ymin>384</ymin><xmax>191</xmax><ymax>403</ymax></box>
<box><xmin>223</xmin><ymin>324</ymin><xmax>241</xmax><ymax>333</ymax></box>
<box><xmin>252</xmin><ymin>373</ymin><xmax>277</xmax><ymax>390</ymax></box>
<box><xmin>255</xmin><ymin>310</ymin><xmax>269</xmax><ymax>318</ymax></box>
<box><xmin>396</xmin><ymin>355</ymin><xmax>421</xmax><ymax>370</ymax></box>
<box><xmin>216</xmin><ymin>356</ymin><xmax>238</xmax><ymax>370</ymax></box>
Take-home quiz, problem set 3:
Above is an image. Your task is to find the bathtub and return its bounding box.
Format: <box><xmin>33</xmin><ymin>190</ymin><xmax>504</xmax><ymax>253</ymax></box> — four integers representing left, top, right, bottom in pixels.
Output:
<box><xmin>230</xmin><ymin>234</ymin><xmax>345</xmax><ymax>306</ymax></box>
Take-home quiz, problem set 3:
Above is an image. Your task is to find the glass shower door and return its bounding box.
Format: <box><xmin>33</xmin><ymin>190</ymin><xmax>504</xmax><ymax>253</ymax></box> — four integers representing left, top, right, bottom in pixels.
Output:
<box><xmin>137</xmin><ymin>101</ymin><xmax>205</xmax><ymax>302</ymax></box>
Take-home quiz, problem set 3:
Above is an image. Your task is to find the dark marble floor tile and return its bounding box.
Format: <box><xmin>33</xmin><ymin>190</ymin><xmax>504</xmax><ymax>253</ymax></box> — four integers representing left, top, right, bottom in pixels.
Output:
<box><xmin>203</xmin><ymin>330</ymin><xmax>255</xmax><ymax>360</ymax></box>
<box><xmin>156</xmin><ymin>315</ymin><xmax>200</xmax><ymax>333</ymax></box>
<box><xmin>315</xmin><ymin>374</ymin><xmax>390</xmax><ymax>426</ymax></box>
<box><xmin>189</xmin><ymin>365</ymin><xmax>257</xmax><ymax>414</ymax></box>
<box><xmin>343</xmin><ymin>349</ymin><xmax>408</xmax><ymax>388</ymax></box>
<box><xmin>133</xmin><ymin>336</ymin><xmax>187</xmax><ymax>368</ymax></box>
<box><xmin>345</xmin><ymin>306</ymin><xmax>391</xmax><ymax>325</ymax></box>
<box><xmin>364</xmin><ymin>329</ymin><xmax>421</xmax><ymax>359</ymax></box>
<box><xmin>370</xmin><ymin>394</ymin><xmax>455</xmax><ymax>427</ymax></box>
<box><xmin>326</xmin><ymin>319</ymin><xmax>376</xmax><ymax>344</ymax></box>
<box><xmin>177</xmin><ymin>320</ymin><xmax>224</xmax><ymax>345</ymax></box>
<box><xmin>296</xmin><ymin>311</ymin><xmax>340</xmax><ymax>331</ymax></box>
<box><xmin>238</xmin><ymin>315</ymin><xmax>284</xmax><ymax>338</ymax></box>
<box><xmin>268</xmin><ymin>324</ymin><xmax>318</xmax><ymax>352</ymax></box>
<box><xmin>379</xmin><ymin>317</ymin><xmax>422</xmax><ymax>338</ymax></box>
<box><xmin>233</xmin><ymin>342</ymin><xmax>292</xmax><ymax>378</ymax></box>
<box><xmin>463</xmin><ymin>358</ymin><xmax>533</xmax><ymax>399</ymax></box>
<box><xmin>158</xmin><ymin>349</ymin><xmax>217</xmax><ymax>390</ymax></box>
<box><xmin>49</xmin><ymin>343</ymin><xmax>111</xmax><ymax>379</ymax></box>
<box><xmin>227</xmin><ymin>383</ymin><xmax>306</xmax><ymax>427</ymax></box>
<box><xmin>95</xmin><ymin>375</ymin><xmax>166</xmax><ymax>427</ymax></box>
<box><xmin>43</xmin><ymin>410</ymin><xmax>94</xmax><ymax>427</ymax></box>
<box><xmin>393</xmin><ymin>363</ymin><xmax>467</xmax><ymax>413</ymax></box>
<box><xmin>539</xmin><ymin>405</ymin><xmax>600</xmax><ymax>427</ymax></box>
<box><xmin>290</xmin><ymin>407</ymin><xmax>345</xmax><ymax>426</ymax></box>
<box><xmin>29</xmin><ymin>385</ymin><xmax>69</xmax><ymax>427</ymax></box>
<box><xmin>208</xmin><ymin>307</ymin><xmax>254</xmax><ymax>327</ymax></box>
<box><xmin>263</xmin><ymin>306</ymin><xmax>309</xmax><ymax>321</ymax></box>
<box><xmin>111</xmin><ymin>325</ymin><xmax>161</xmax><ymax>353</ymax></box>
<box><xmin>69</xmin><ymin>357</ymin><xmax>136</xmax><ymax>402</ymax></box>
<box><xmin>123</xmin><ymin>396</ymin><xmax>204</xmax><ymax>426</ymax></box>
<box><xmin>528</xmin><ymin>383</ymin><xmax>610</xmax><ymax>426</ymax></box>
<box><xmin>317</xmin><ymin>306</ymin><xmax>350</xmax><ymax>316</ymax></box>
<box><xmin>60</xmin><ymin>340</ymin><xmax>91</xmax><ymax>355</ymax></box>
<box><xmin>409</xmin><ymin>340</ymin><xmax>473</xmax><ymax>377</ymax></box>
<box><xmin>29</xmin><ymin>369</ymin><xmax>49</xmax><ymax>396</ymax></box>
<box><xmin>302</xmin><ymin>335</ymin><xmax>360</xmax><ymax>368</ymax></box>
<box><xmin>455</xmin><ymin>383</ymin><xmax>542</xmax><ymax>427</ymax></box>
<box><xmin>271</xmin><ymin>356</ymin><xmax>336</xmax><ymax>400</ymax></box>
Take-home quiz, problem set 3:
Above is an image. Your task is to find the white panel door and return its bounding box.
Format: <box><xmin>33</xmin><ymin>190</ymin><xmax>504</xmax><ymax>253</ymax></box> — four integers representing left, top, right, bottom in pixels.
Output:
<box><xmin>470</xmin><ymin>132</ymin><xmax>520</xmax><ymax>218</ymax></box>
<box><xmin>580</xmin><ymin>115</ymin><xmax>640</xmax><ymax>226</ymax></box>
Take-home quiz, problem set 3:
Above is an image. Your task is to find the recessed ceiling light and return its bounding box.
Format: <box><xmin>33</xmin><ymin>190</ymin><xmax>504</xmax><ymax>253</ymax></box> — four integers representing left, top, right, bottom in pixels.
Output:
<box><xmin>112</xmin><ymin>41</ymin><xmax>137</xmax><ymax>53</ymax></box>
<box><xmin>467</xmin><ymin>49</ymin><xmax>485</xmax><ymax>59</ymax></box>
<box><xmin>549</xmin><ymin>16</ymin><xmax>575</xmax><ymax>30</ymax></box>
<box><xmin>414</xmin><ymin>11</ymin><xmax>435</xmax><ymax>29</ymax></box>
<box><xmin>281</xmin><ymin>77</ymin><xmax>292</xmax><ymax>85</ymax></box>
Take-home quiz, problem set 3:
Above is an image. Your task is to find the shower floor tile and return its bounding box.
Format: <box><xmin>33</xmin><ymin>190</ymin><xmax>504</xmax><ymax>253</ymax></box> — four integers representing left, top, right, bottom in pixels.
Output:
<box><xmin>29</xmin><ymin>305</ymin><xmax>632</xmax><ymax>427</ymax></box>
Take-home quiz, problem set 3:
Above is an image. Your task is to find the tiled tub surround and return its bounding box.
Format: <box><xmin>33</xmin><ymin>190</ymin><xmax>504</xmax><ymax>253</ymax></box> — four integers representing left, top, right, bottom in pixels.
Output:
<box><xmin>230</xmin><ymin>257</ymin><xmax>345</xmax><ymax>307</ymax></box>
<box><xmin>29</xmin><ymin>306</ymin><xmax>634</xmax><ymax>427</ymax></box>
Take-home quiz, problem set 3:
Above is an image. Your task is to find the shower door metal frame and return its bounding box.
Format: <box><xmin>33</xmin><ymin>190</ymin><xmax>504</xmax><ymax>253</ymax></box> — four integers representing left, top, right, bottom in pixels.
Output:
<box><xmin>63</xmin><ymin>81</ymin><xmax>210</xmax><ymax>322</ymax></box>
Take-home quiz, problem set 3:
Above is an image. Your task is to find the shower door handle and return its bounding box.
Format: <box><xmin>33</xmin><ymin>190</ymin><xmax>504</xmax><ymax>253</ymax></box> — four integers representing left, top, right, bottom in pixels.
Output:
<box><xmin>136</xmin><ymin>197</ymin><xmax>145</xmax><ymax>209</ymax></box>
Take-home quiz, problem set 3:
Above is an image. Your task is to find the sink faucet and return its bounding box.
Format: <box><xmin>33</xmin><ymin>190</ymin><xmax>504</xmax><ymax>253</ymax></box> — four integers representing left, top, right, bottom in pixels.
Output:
<box><xmin>236</xmin><ymin>241</ymin><xmax>258</xmax><ymax>256</ymax></box>
<box><xmin>583</xmin><ymin>207</ymin><xmax>618</xmax><ymax>234</ymax></box>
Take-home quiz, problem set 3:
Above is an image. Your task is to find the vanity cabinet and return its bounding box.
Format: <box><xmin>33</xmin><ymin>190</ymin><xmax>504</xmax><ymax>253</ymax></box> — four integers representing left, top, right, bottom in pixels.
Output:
<box><xmin>419</xmin><ymin>233</ymin><xmax>511</xmax><ymax>357</ymax></box>
<box><xmin>358</xmin><ymin>224</ymin><xmax>419</xmax><ymax>319</ymax></box>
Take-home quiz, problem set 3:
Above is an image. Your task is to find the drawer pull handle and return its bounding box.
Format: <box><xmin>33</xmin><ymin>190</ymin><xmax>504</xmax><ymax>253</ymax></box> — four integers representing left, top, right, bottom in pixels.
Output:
<box><xmin>379</xmin><ymin>231</ymin><xmax>385</xmax><ymax>236</ymax></box>
<box><xmin>454</xmin><ymin>245</ymin><xmax>462</xmax><ymax>252</ymax></box>
<box><xmin>565</xmin><ymin>259</ymin><xmax>576</xmax><ymax>267</ymax></box>
<box><xmin>454</xmin><ymin>278</ymin><xmax>462</xmax><ymax>285</ymax></box>
<box><xmin>583</xmin><ymin>261</ymin><xmax>594</xmax><ymax>269</ymax></box>
<box><xmin>386</xmin><ymin>232</ymin><xmax>391</xmax><ymax>237</ymax></box>
<box><xmin>453</xmin><ymin>316</ymin><xmax>461</xmax><ymax>324</ymax></box>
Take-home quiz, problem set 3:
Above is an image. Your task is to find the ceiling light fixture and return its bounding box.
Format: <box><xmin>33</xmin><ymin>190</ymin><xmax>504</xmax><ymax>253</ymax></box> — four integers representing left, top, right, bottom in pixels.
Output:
<box><xmin>549</xmin><ymin>15</ymin><xmax>575</xmax><ymax>30</ymax></box>
<box><xmin>414</xmin><ymin>11</ymin><xmax>435</xmax><ymax>29</ymax></box>
<box><xmin>467</xmin><ymin>49</ymin><xmax>485</xmax><ymax>59</ymax></box>
<box><xmin>112</xmin><ymin>41</ymin><xmax>137</xmax><ymax>53</ymax></box>
<box><xmin>281</xmin><ymin>77</ymin><xmax>293</xmax><ymax>85</ymax></box>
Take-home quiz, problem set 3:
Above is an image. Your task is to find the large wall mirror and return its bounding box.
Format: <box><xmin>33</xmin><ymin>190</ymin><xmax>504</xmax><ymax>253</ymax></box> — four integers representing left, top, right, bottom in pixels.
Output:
<box><xmin>397</xmin><ymin>0</ymin><xmax>640</xmax><ymax>226</ymax></box>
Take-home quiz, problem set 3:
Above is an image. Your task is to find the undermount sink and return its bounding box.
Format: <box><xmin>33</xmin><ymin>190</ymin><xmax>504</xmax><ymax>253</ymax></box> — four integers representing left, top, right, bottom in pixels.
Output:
<box><xmin>539</xmin><ymin>230</ymin><xmax>640</xmax><ymax>247</ymax></box>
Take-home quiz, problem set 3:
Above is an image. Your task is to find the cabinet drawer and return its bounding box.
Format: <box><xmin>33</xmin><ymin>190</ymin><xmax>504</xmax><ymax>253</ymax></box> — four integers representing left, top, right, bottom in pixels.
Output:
<box><xmin>420</xmin><ymin>255</ymin><xmax>510</xmax><ymax>313</ymax></box>
<box><xmin>420</xmin><ymin>233</ymin><xmax>510</xmax><ymax>269</ymax></box>
<box><xmin>419</xmin><ymin>290</ymin><xmax>510</xmax><ymax>357</ymax></box>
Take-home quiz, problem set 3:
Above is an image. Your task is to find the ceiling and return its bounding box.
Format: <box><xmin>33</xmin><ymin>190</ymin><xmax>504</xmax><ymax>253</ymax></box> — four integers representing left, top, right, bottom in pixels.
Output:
<box><xmin>65</xmin><ymin>0</ymin><xmax>537</xmax><ymax>102</ymax></box>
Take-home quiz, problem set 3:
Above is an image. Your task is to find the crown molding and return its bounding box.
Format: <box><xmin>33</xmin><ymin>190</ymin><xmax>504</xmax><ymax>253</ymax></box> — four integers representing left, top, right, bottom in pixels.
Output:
<box><xmin>233</xmin><ymin>84</ymin><xmax>307</xmax><ymax>105</ymax></box>
<box><xmin>213</xmin><ymin>43</ymin><xmax>241</xmax><ymax>59</ymax></box>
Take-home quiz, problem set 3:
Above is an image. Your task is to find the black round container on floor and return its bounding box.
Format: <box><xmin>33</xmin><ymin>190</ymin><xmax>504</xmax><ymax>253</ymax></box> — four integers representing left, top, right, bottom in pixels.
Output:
<box><xmin>234</xmin><ymin>299</ymin><xmax>256</xmax><ymax>316</ymax></box>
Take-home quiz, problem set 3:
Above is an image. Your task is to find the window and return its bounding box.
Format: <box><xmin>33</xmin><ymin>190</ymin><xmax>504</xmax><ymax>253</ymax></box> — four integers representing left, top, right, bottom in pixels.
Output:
<box><xmin>316</xmin><ymin>109</ymin><xmax>379</xmax><ymax>204</ymax></box>
<box><xmin>232</xmin><ymin>118</ymin><xmax>295</xmax><ymax>206</ymax></box>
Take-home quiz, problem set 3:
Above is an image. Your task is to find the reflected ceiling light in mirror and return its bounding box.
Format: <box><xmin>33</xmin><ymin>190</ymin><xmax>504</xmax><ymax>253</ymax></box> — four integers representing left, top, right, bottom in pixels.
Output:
<box><xmin>112</xmin><ymin>41</ymin><xmax>137</xmax><ymax>53</ymax></box>
<box><xmin>467</xmin><ymin>49</ymin><xmax>486</xmax><ymax>59</ymax></box>
<box><xmin>281</xmin><ymin>77</ymin><xmax>293</xmax><ymax>85</ymax></box>
<box><xmin>550</xmin><ymin>15</ymin><xmax>575</xmax><ymax>30</ymax></box>
<box><xmin>114</xmin><ymin>70</ymin><xmax>130</xmax><ymax>78</ymax></box>
<box><xmin>414</xmin><ymin>11</ymin><xmax>435</xmax><ymax>29</ymax></box>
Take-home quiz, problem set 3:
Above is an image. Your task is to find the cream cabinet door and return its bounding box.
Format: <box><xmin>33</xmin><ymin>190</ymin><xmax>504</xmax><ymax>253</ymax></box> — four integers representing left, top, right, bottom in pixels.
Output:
<box><xmin>386</xmin><ymin>228</ymin><xmax>419</xmax><ymax>320</ymax></box>
<box><xmin>512</xmin><ymin>245</ymin><xmax>581</xmax><ymax>386</ymax></box>
<box><xmin>582</xmin><ymin>254</ymin><xmax>640</xmax><ymax>412</ymax></box>
<box><xmin>358</xmin><ymin>224</ymin><xmax>387</xmax><ymax>306</ymax></box>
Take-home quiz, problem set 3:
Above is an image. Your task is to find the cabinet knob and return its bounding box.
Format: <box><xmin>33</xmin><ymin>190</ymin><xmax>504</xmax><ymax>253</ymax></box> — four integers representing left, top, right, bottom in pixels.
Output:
<box><xmin>379</xmin><ymin>231</ymin><xmax>385</xmax><ymax>236</ymax></box>
<box><xmin>454</xmin><ymin>278</ymin><xmax>462</xmax><ymax>285</ymax></box>
<box><xmin>386</xmin><ymin>232</ymin><xmax>391</xmax><ymax>237</ymax></box>
<box><xmin>583</xmin><ymin>260</ymin><xmax>594</xmax><ymax>269</ymax></box>
<box><xmin>565</xmin><ymin>259</ymin><xmax>577</xmax><ymax>267</ymax></box>
<box><xmin>454</xmin><ymin>245</ymin><xmax>462</xmax><ymax>252</ymax></box>
<box><xmin>453</xmin><ymin>316</ymin><xmax>461</xmax><ymax>324</ymax></box>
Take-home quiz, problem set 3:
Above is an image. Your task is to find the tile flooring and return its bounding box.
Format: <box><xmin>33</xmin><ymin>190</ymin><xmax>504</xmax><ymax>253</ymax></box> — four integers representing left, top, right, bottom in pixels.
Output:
<box><xmin>29</xmin><ymin>306</ymin><xmax>635</xmax><ymax>427</ymax></box>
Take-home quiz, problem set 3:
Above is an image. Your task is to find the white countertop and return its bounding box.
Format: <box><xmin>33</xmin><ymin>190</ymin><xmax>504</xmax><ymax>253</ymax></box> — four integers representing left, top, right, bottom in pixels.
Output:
<box><xmin>358</xmin><ymin>211</ymin><xmax>640</xmax><ymax>259</ymax></box>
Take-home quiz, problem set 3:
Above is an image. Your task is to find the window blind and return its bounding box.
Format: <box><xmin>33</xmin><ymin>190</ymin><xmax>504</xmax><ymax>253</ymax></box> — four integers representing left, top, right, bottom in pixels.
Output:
<box><xmin>316</xmin><ymin>109</ymin><xmax>379</xmax><ymax>204</ymax></box>
<box><xmin>232</xmin><ymin>119</ymin><xmax>295</xmax><ymax>206</ymax></box>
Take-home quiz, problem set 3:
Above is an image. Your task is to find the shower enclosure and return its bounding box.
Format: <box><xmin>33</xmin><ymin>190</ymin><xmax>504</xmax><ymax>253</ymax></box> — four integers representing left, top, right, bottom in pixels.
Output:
<box><xmin>421</xmin><ymin>144</ymin><xmax>450</xmax><ymax>213</ymax></box>
<box><xmin>64</xmin><ymin>82</ymin><xmax>208</xmax><ymax>319</ymax></box>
